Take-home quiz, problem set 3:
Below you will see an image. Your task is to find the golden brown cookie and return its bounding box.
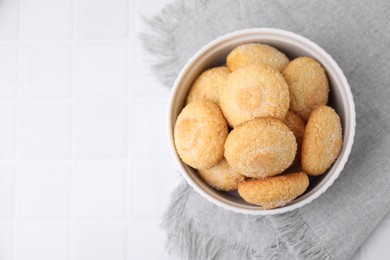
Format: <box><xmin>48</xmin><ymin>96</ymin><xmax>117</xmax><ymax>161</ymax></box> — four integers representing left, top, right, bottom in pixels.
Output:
<box><xmin>174</xmin><ymin>100</ymin><xmax>228</xmax><ymax>169</ymax></box>
<box><xmin>186</xmin><ymin>66</ymin><xmax>230</xmax><ymax>105</ymax></box>
<box><xmin>301</xmin><ymin>106</ymin><xmax>343</xmax><ymax>175</ymax></box>
<box><xmin>220</xmin><ymin>64</ymin><xmax>290</xmax><ymax>127</ymax></box>
<box><xmin>198</xmin><ymin>159</ymin><xmax>245</xmax><ymax>191</ymax></box>
<box><xmin>282</xmin><ymin>57</ymin><xmax>329</xmax><ymax>121</ymax></box>
<box><xmin>283</xmin><ymin>110</ymin><xmax>305</xmax><ymax>162</ymax></box>
<box><xmin>227</xmin><ymin>43</ymin><xmax>290</xmax><ymax>72</ymax></box>
<box><xmin>238</xmin><ymin>172</ymin><xmax>309</xmax><ymax>209</ymax></box>
<box><xmin>224</xmin><ymin>118</ymin><xmax>297</xmax><ymax>178</ymax></box>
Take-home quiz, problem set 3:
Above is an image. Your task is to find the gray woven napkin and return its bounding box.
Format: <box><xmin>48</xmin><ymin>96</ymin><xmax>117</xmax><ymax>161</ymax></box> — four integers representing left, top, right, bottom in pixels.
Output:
<box><xmin>141</xmin><ymin>0</ymin><xmax>390</xmax><ymax>259</ymax></box>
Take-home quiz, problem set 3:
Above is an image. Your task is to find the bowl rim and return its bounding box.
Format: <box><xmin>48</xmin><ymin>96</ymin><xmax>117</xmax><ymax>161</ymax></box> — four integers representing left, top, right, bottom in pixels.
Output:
<box><xmin>168</xmin><ymin>28</ymin><xmax>356</xmax><ymax>215</ymax></box>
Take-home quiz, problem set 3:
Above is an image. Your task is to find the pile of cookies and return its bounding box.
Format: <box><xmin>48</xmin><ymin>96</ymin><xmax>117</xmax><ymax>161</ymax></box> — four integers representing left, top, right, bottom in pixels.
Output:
<box><xmin>174</xmin><ymin>43</ymin><xmax>343</xmax><ymax>209</ymax></box>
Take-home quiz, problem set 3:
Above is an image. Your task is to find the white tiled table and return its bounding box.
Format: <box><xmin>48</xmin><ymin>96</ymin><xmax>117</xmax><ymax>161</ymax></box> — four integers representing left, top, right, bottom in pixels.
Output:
<box><xmin>0</xmin><ymin>0</ymin><xmax>388</xmax><ymax>259</ymax></box>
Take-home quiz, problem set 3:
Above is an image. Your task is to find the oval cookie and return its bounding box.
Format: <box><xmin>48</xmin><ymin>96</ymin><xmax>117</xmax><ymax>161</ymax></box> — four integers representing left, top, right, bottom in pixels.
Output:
<box><xmin>186</xmin><ymin>66</ymin><xmax>230</xmax><ymax>105</ymax></box>
<box><xmin>174</xmin><ymin>100</ymin><xmax>228</xmax><ymax>169</ymax></box>
<box><xmin>301</xmin><ymin>106</ymin><xmax>343</xmax><ymax>175</ymax></box>
<box><xmin>283</xmin><ymin>110</ymin><xmax>305</xmax><ymax>162</ymax></box>
<box><xmin>199</xmin><ymin>159</ymin><xmax>245</xmax><ymax>191</ymax></box>
<box><xmin>220</xmin><ymin>64</ymin><xmax>290</xmax><ymax>127</ymax></box>
<box><xmin>238</xmin><ymin>172</ymin><xmax>309</xmax><ymax>209</ymax></box>
<box><xmin>224</xmin><ymin>118</ymin><xmax>297</xmax><ymax>178</ymax></box>
<box><xmin>283</xmin><ymin>57</ymin><xmax>329</xmax><ymax>121</ymax></box>
<box><xmin>227</xmin><ymin>43</ymin><xmax>290</xmax><ymax>72</ymax></box>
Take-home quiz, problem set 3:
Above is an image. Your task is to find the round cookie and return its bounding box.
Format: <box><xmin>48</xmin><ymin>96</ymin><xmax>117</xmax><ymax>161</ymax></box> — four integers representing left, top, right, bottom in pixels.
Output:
<box><xmin>238</xmin><ymin>172</ymin><xmax>309</xmax><ymax>209</ymax></box>
<box><xmin>282</xmin><ymin>56</ymin><xmax>329</xmax><ymax>121</ymax></box>
<box><xmin>224</xmin><ymin>118</ymin><xmax>297</xmax><ymax>178</ymax></box>
<box><xmin>220</xmin><ymin>64</ymin><xmax>290</xmax><ymax>127</ymax></box>
<box><xmin>227</xmin><ymin>43</ymin><xmax>290</xmax><ymax>72</ymax></box>
<box><xmin>198</xmin><ymin>159</ymin><xmax>245</xmax><ymax>191</ymax></box>
<box><xmin>301</xmin><ymin>106</ymin><xmax>343</xmax><ymax>176</ymax></box>
<box><xmin>186</xmin><ymin>66</ymin><xmax>230</xmax><ymax>105</ymax></box>
<box><xmin>283</xmin><ymin>110</ymin><xmax>305</xmax><ymax>162</ymax></box>
<box><xmin>174</xmin><ymin>100</ymin><xmax>228</xmax><ymax>170</ymax></box>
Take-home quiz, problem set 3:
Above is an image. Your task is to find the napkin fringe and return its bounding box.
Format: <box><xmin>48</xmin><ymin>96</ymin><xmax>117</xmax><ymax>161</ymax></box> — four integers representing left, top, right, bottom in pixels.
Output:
<box><xmin>269</xmin><ymin>211</ymin><xmax>333</xmax><ymax>260</ymax></box>
<box><xmin>139</xmin><ymin>0</ymin><xmax>206</xmax><ymax>88</ymax></box>
<box><xmin>161</xmin><ymin>182</ymin><xmax>282</xmax><ymax>260</ymax></box>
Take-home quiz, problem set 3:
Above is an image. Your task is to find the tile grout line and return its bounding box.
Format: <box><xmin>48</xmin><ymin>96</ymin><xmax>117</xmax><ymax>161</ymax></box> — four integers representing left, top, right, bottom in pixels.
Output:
<box><xmin>125</xmin><ymin>0</ymin><xmax>137</xmax><ymax>259</ymax></box>
<box><xmin>0</xmin><ymin>158</ymin><xmax>131</xmax><ymax>163</ymax></box>
<box><xmin>0</xmin><ymin>38</ymin><xmax>131</xmax><ymax>44</ymax></box>
<box><xmin>13</xmin><ymin>0</ymin><xmax>24</xmax><ymax>258</ymax></box>
<box><xmin>0</xmin><ymin>97</ymin><xmax>132</xmax><ymax>102</ymax></box>
<box><xmin>69</xmin><ymin>0</ymin><xmax>79</xmax><ymax>259</ymax></box>
<box><xmin>0</xmin><ymin>219</ymin><xmax>133</xmax><ymax>224</ymax></box>
<box><xmin>124</xmin><ymin>1</ymin><xmax>133</xmax><ymax>259</ymax></box>
<box><xmin>127</xmin><ymin>0</ymin><xmax>136</xmax><ymax>258</ymax></box>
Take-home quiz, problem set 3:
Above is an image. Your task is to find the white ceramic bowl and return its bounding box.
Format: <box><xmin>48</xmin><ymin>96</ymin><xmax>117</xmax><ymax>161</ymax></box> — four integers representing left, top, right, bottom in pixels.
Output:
<box><xmin>168</xmin><ymin>28</ymin><xmax>356</xmax><ymax>215</ymax></box>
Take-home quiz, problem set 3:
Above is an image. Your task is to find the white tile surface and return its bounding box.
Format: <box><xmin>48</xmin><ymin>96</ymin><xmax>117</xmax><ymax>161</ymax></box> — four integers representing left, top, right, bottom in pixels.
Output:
<box><xmin>130</xmin><ymin>222</ymin><xmax>180</xmax><ymax>260</ymax></box>
<box><xmin>0</xmin><ymin>164</ymin><xmax>15</xmax><ymax>219</ymax></box>
<box><xmin>132</xmin><ymin>98</ymin><xmax>171</xmax><ymax>159</ymax></box>
<box><xmin>0</xmin><ymin>0</ymin><xmax>19</xmax><ymax>40</ymax></box>
<box><xmin>19</xmin><ymin>162</ymin><xmax>70</xmax><ymax>220</ymax></box>
<box><xmin>22</xmin><ymin>0</ymin><xmax>72</xmax><ymax>39</ymax></box>
<box><xmin>131</xmin><ymin>39</ymin><xmax>171</xmax><ymax>97</ymax></box>
<box><xmin>18</xmin><ymin>223</ymin><xmax>70</xmax><ymax>260</ymax></box>
<box><xmin>133</xmin><ymin>0</ymin><xmax>172</xmax><ymax>17</ymax></box>
<box><xmin>74</xmin><ymin>102</ymin><xmax>127</xmax><ymax>158</ymax></box>
<box><xmin>21</xmin><ymin>44</ymin><xmax>72</xmax><ymax>97</ymax></box>
<box><xmin>72</xmin><ymin>224</ymin><xmax>126</xmax><ymax>260</ymax></box>
<box><xmin>73</xmin><ymin>161</ymin><xmax>126</xmax><ymax>220</ymax></box>
<box><xmin>78</xmin><ymin>0</ymin><xmax>127</xmax><ymax>39</ymax></box>
<box><xmin>76</xmin><ymin>44</ymin><xmax>127</xmax><ymax>98</ymax></box>
<box><xmin>131</xmin><ymin>0</ymin><xmax>172</xmax><ymax>97</ymax></box>
<box><xmin>131</xmin><ymin>160</ymin><xmax>180</xmax><ymax>221</ymax></box>
<box><xmin>0</xmin><ymin>104</ymin><xmax>16</xmax><ymax>158</ymax></box>
<box><xmin>0</xmin><ymin>223</ymin><xmax>13</xmax><ymax>260</ymax></box>
<box><xmin>0</xmin><ymin>44</ymin><xmax>17</xmax><ymax>98</ymax></box>
<box><xmin>20</xmin><ymin>103</ymin><xmax>71</xmax><ymax>158</ymax></box>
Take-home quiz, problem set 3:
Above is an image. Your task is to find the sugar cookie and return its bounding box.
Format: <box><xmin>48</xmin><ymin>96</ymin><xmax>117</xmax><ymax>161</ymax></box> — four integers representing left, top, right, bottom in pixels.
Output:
<box><xmin>198</xmin><ymin>159</ymin><xmax>245</xmax><ymax>191</ymax></box>
<box><xmin>220</xmin><ymin>64</ymin><xmax>289</xmax><ymax>127</ymax></box>
<box><xmin>283</xmin><ymin>110</ymin><xmax>305</xmax><ymax>162</ymax></box>
<box><xmin>186</xmin><ymin>66</ymin><xmax>230</xmax><ymax>105</ymax></box>
<box><xmin>283</xmin><ymin>57</ymin><xmax>329</xmax><ymax>121</ymax></box>
<box><xmin>238</xmin><ymin>172</ymin><xmax>309</xmax><ymax>209</ymax></box>
<box><xmin>224</xmin><ymin>118</ymin><xmax>296</xmax><ymax>178</ymax></box>
<box><xmin>227</xmin><ymin>43</ymin><xmax>290</xmax><ymax>72</ymax></box>
<box><xmin>302</xmin><ymin>106</ymin><xmax>343</xmax><ymax>175</ymax></box>
<box><xmin>174</xmin><ymin>100</ymin><xmax>228</xmax><ymax>169</ymax></box>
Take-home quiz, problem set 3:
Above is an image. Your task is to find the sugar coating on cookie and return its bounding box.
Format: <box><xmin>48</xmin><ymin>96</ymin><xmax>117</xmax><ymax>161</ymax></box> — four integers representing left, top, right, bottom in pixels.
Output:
<box><xmin>198</xmin><ymin>159</ymin><xmax>245</xmax><ymax>191</ymax></box>
<box><xmin>283</xmin><ymin>110</ymin><xmax>305</xmax><ymax>162</ymax></box>
<box><xmin>227</xmin><ymin>43</ymin><xmax>290</xmax><ymax>72</ymax></box>
<box><xmin>302</xmin><ymin>106</ymin><xmax>343</xmax><ymax>176</ymax></box>
<box><xmin>224</xmin><ymin>118</ymin><xmax>297</xmax><ymax>178</ymax></box>
<box><xmin>174</xmin><ymin>100</ymin><xmax>228</xmax><ymax>170</ymax></box>
<box><xmin>283</xmin><ymin>57</ymin><xmax>329</xmax><ymax>121</ymax></box>
<box><xmin>220</xmin><ymin>64</ymin><xmax>290</xmax><ymax>127</ymax></box>
<box><xmin>186</xmin><ymin>66</ymin><xmax>230</xmax><ymax>105</ymax></box>
<box><xmin>238</xmin><ymin>172</ymin><xmax>309</xmax><ymax>209</ymax></box>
